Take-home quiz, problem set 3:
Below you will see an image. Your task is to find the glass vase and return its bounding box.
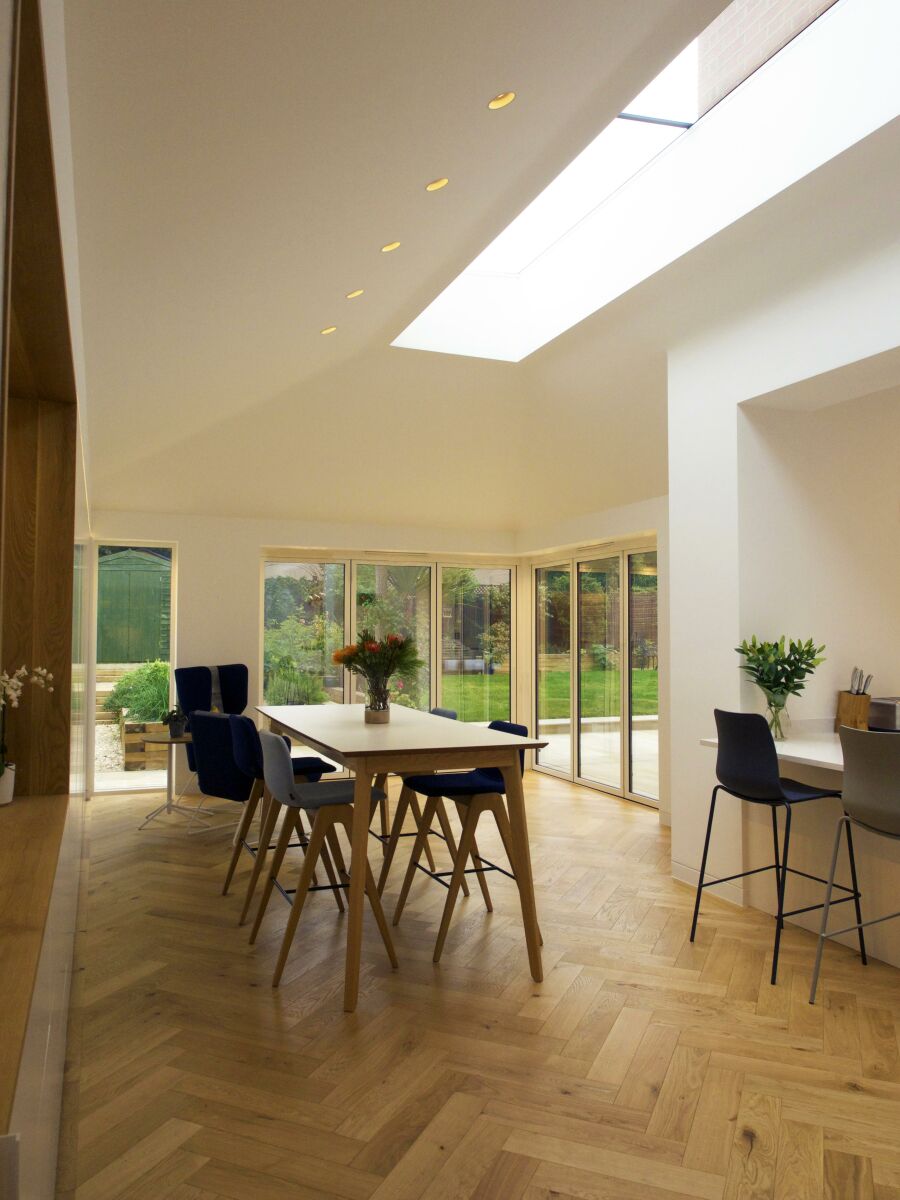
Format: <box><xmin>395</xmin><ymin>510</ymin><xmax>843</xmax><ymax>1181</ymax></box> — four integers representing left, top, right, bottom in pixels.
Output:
<box><xmin>764</xmin><ymin>694</ymin><xmax>790</xmax><ymax>741</ymax></box>
<box><xmin>364</xmin><ymin>683</ymin><xmax>390</xmax><ymax>724</ymax></box>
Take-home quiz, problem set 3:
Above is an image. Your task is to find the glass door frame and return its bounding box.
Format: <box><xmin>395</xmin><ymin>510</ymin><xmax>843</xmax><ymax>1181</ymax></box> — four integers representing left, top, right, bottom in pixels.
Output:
<box><xmin>531</xmin><ymin>536</ymin><xmax>658</xmax><ymax>808</ymax></box>
<box><xmin>436</xmin><ymin>562</ymin><xmax>517</xmax><ymax>726</ymax></box>
<box><xmin>261</xmin><ymin>551</ymin><xmax>518</xmax><ymax>722</ymax></box>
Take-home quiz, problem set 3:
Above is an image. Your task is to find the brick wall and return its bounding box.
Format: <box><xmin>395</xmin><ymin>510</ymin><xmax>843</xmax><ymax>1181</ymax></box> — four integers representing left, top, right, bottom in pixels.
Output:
<box><xmin>698</xmin><ymin>0</ymin><xmax>838</xmax><ymax>115</ymax></box>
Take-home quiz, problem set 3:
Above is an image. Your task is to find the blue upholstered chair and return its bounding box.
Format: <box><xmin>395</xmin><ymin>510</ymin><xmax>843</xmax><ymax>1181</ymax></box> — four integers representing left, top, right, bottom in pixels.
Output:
<box><xmin>174</xmin><ymin>664</ymin><xmax>249</xmax><ymax>771</ymax></box>
<box><xmin>189</xmin><ymin>711</ymin><xmax>255</xmax><ymax>841</ymax></box>
<box><xmin>392</xmin><ymin>719</ymin><xmax>531</xmax><ymax>962</ymax></box>
<box><xmin>250</xmin><ymin>731</ymin><xmax>397</xmax><ymax>986</ymax></box>
<box><xmin>691</xmin><ymin>709</ymin><xmax>866</xmax><ymax>984</ymax></box>
<box><xmin>226</xmin><ymin>714</ymin><xmax>337</xmax><ymax>922</ymax></box>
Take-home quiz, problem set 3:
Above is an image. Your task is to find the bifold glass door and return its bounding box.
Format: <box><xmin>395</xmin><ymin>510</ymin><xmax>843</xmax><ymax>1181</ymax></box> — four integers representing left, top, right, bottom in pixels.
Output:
<box><xmin>263</xmin><ymin>561</ymin><xmax>346</xmax><ymax>704</ymax></box>
<box><xmin>535</xmin><ymin>545</ymin><xmax>658</xmax><ymax>805</ymax></box>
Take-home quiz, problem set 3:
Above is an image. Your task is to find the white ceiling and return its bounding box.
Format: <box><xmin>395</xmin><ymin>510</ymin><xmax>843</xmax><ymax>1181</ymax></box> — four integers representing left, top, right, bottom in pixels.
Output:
<box><xmin>63</xmin><ymin>0</ymin><xmax>726</xmax><ymax>532</ymax></box>
<box><xmin>63</xmin><ymin>0</ymin><xmax>899</xmax><ymax>536</ymax></box>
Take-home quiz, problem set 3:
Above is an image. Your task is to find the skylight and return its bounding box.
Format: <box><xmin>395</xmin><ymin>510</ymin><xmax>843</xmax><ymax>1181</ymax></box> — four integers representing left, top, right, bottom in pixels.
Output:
<box><xmin>393</xmin><ymin>0</ymin><xmax>899</xmax><ymax>363</ymax></box>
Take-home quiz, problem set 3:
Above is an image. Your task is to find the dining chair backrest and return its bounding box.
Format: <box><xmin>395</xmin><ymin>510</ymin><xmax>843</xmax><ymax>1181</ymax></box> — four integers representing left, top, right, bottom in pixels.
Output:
<box><xmin>229</xmin><ymin>713</ymin><xmax>263</xmax><ymax>780</ymax></box>
<box><xmin>259</xmin><ymin>729</ymin><xmax>299</xmax><ymax>807</ymax></box>
<box><xmin>714</xmin><ymin>709</ymin><xmax>784</xmax><ymax>801</ymax></box>
<box><xmin>190</xmin><ymin>711</ymin><xmax>253</xmax><ymax>803</ymax></box>
<box><xmin>839</xmin><ymin>726</ymin><xmax>900</xmax><ymax>837</ymax></box>
<box><xmin>478</xmin><ymin>719</ymin><xmax>528</xmax><ymax>786</ymax></box>
<box><xmin>430</xmin><ymin>706</ymin><xmax>458</xmax><ymax>720</ymax></box>
<box><xmin>175</xmin><ymin>664</ymin><xmax>249</xmax><ymax>769</ymax></box>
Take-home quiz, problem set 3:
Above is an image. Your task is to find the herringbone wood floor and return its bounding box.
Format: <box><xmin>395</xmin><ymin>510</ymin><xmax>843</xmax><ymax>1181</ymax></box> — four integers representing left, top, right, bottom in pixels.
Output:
<box><xmin>57</xmin><ymin>773</ymin><xmax>900</xmax><ymax>1200</ymax></box>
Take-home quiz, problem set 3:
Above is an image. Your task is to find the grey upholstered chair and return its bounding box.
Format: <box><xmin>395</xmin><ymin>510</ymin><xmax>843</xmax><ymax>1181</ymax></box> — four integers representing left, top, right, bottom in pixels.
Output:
<box><xmin>250</xmin><ymin>731</ymin><xmax>397</xmax><ymax>986</ymax></box>
<box><xmin>810</xmin><ymin>727</ymin><xmax>900</xmax><ymax>1003</ymax></box>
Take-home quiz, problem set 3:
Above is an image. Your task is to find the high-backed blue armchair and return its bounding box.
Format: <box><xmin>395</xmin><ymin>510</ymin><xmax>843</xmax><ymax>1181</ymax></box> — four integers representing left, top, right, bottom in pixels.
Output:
<box><xmin>174</xmin><ymin>664</ymin><xmax>249</xmax><ymax>770</ymax></box>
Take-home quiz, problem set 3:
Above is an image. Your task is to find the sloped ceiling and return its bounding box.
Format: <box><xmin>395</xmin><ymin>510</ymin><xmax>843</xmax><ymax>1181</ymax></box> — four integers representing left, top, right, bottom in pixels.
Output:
<box><xmin>64</xmin><ymin>0</ymin><xmax>727</xmax><ymax>531</ymax></box>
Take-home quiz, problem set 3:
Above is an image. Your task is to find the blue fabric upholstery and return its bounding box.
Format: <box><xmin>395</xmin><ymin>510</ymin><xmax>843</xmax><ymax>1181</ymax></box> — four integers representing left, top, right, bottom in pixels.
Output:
<box><xmin>175</xmin><ymin>664</ymin><xmax>249</xmax><ymax>770</ymax></box>
<box><xmin>714</xmin><ymin>710</ymin><xmax>840</xmax><ymax>804</ymax></box>
<box><xmin>406</xmin><ymin>719</ymin><xmax>529</xmax><ymax>799</ymax></box>
<box><xmin>228</xmin><ymin>713</ymin><xmax>334</xmax><ymax>783</ymax></box>
<box><xmin>190</xmin><ymin>711</ymin><xmax>253</xmax><ymax>804</ymax></box>
<box><xmin>430</xmin><ymin>706</ymin><xmax>458</xmax><ymax>720</ymax></box>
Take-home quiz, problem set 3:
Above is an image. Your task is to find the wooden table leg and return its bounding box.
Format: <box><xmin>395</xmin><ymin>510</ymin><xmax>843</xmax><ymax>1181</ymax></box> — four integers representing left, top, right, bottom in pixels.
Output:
<box><xmin>345</xmin><ymin>764</ymin><xmax>374</xmax><ymax>1012</ymax></box>
<box><xmin>501</xmin><ymin>759</ymin><xmax>543</xmax><ymax>982</ymax></box>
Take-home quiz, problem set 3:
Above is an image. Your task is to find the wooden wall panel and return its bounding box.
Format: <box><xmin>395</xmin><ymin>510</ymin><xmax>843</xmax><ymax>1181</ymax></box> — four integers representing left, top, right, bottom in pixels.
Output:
<box><xmin>0</xmin><ymin>0</ymin><xmax>78</xmax><ymax>795</ymax></box>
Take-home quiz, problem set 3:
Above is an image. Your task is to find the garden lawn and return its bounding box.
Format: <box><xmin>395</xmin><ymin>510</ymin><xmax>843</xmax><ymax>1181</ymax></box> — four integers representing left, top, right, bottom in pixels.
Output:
<box><xmin>440</xmin><ymin>669</ymin><xmax>658</xmax><ymax>724</ymax></box>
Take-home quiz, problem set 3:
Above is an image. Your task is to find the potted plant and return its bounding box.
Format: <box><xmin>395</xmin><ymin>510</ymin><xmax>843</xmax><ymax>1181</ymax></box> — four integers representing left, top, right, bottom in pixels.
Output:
<box><xmin>735</xmin><ymin>635</ymin><xmax>825</xmax><ymax>740</ymax></box>
<box><xmin>162</xmin><ymin>706</ymin><xmax>187</xmax><ymax>738</ymax></box>
<box><xmin>333</xmin><ymin>631</ymin><xmax>422</xmax><ymax>723</ymax></box>
<box><xmin>1</xmin><ymin>665</ymin><xmax>54</xmax><ymax>804</ymax></box>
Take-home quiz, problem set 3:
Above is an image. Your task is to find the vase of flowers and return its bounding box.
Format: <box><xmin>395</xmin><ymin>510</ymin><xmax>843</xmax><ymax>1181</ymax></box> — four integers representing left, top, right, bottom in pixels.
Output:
<box><xmin>333</xmin><ymin>632</ymin><xmax>422</xmax><ymax>723</ymax></box>
<box><xmin>735</xmin><ymin>636</ymin><xmax>824</xmax><ymax>741</ymax></box>
<box><xmin>1</xmin><ymin>665</ymin><xmax>54</xmax><ymax>803</ymax></box>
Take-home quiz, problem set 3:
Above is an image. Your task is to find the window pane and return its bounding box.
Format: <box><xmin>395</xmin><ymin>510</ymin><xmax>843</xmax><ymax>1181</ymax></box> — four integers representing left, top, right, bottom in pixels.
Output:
<box><xmin>628</xmin><ymin>551</ymin><xmax>659</xmax><ymax>799</ymax></box>
<box><xmin>263</xmin><ymin>562</ymin><xmax>345</xmax><ymax>704</ymax></box>
<box><xmin>577</xmin><ymin>557</ymin><xmax>621</xmax><ymax>789</ymax></box>
<box><xmin>355</xmin><ymin>563</ymin><xmax>431</xmax><ymax>708</ymax></box>
<box><xmin>95</xmin><ymin>545</ymin><xmax>173</xmax><ymax>791</ymax></box>
<box><xmin>535</xmin><ymin>566</ymin><xmax>570</xmax><ymax>771</ymax></box>
<box><xmin>440</xmin><ymin>567</ymin><xmax>510</xmax><ymax>723</ymax></box>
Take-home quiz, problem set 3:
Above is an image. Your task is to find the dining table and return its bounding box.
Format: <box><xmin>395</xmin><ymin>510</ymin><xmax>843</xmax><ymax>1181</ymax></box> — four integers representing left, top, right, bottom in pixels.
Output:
<box><xmin>257</xmin><ymin>702</ymin><xmax>546</xmax><ymax>1011</ymax></box>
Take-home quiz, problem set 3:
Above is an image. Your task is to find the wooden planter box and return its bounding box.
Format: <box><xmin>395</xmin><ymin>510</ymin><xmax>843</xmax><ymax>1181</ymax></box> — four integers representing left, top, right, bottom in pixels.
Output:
<box><xmin>120</xmin><ymin>717</ymin><xmax>168</xmax><ymax>770</ymax></box>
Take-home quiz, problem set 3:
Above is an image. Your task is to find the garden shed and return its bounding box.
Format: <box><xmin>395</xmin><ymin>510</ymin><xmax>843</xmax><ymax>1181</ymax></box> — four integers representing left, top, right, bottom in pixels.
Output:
<box><xmin>97</xmin><ymin>547</ymin><xmax>172</xmax><ymax>663</ymax></box>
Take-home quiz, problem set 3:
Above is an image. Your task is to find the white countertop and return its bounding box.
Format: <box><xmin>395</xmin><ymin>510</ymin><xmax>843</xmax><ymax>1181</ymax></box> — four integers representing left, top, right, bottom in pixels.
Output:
<box><xmin>701</xmin><ymin>727</ymin><xmax>843</xmax><ymax>772</ymax></box>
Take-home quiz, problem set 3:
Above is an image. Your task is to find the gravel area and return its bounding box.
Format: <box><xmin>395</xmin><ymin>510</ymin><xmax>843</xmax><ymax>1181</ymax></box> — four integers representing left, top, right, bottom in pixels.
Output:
<box><xmin>94</xmin><ymin>723</ymin><xmax>123</xmax><ymax>771</ymax></box>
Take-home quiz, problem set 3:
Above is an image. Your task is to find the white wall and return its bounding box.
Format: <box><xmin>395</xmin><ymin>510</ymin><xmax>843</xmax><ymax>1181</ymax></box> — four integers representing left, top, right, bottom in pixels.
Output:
<box><xmin>667</xmin><ymin>235</ymin><xmax>900</xmax><ymax>962</ymax></box>
<box><xmin>737</xmin><ymin>389</ymin><xmax>900</xmax><ymax>965</ymax></box>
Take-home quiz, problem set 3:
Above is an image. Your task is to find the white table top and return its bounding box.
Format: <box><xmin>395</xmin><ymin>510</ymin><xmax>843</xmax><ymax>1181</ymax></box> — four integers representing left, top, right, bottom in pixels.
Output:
<box><xmin>701</xmin><ymin>729</ymin><xmax>844</xmax><ymax>772</ymax></box>
<box><xmin>258</xmin><ymin>703</ymin><xmax>546</xmax><ymax>761</ymax></box>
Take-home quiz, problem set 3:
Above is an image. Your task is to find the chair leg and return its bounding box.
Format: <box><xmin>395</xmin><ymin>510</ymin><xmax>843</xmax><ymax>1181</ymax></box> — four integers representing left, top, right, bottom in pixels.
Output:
<box><xmin>326</xmin><ymin>825</ymin><xmax>349</xmax><ymax>880</ymax></box>
<box><xmin>393</xmin><ymin>796</ymin><xmax>440</xmax><ymax>926</ymax></box>
<box><xmin>410</xmin><ymin>795</ymin><xmax>438</xmax><ymax>873</ymax></box>
<box><xmin>222</xmin><ymin>780</ymin><xmax>261</xmax><ymax>895</ymax></box>
<box><xmin>377</xmin><ymin>786</ymin><xmax>411</xmax><ymax>894</ymax></box>
<box><xmin>272</xmin><ymin>809</ymin><xmax>333</xmax><ymax>986</ymax></box>
<box><xmin>810</xmin><ymin>815</ymin><xmax>847</xmax><ymax>1005</ymax></box>
<box><xmin>453</xmin><ymin>799</ymin><xmax>489</xmax><ymax>909</ymax></box>
<box><xmin>690</xmin><ymin>787</ymin><xmax>718</xmax><ymax>942</ymax></box>
<box><xmin>436</xmin><ymin>799</ymin><xmax>470</xmax><ymax>898</ymax></box>
<box><xmin>318</xmin><ymin>831</ymin><xmax>345</xmax><ymax>914</ymax></box>
<box><xmin>771</xmin><ymin>803</ymin><xmax>791</xmax><ymax>985</ymax></box>
<box><xmin>239</xmin><ymin>791</ymin><xmax>279</xmax><ymax>925</ymax></box>
<box><xmin>434</xmin><ymin>799</ymin><xmax>484</xmax><ymax>963</ymax></box>
<box><xmin>844</xmin><ymin>818</ymin><xmax>868</xmax><ymax>966</ymax></box>
<box><xmin>770</xmin><ymin>804</ymin><xmax>782</xmax><ymax>897</ymax></box>
<box><xmin>250</xmin><ymin>808</ymin><xmax>299</xmax><ymax>944</ymax></box>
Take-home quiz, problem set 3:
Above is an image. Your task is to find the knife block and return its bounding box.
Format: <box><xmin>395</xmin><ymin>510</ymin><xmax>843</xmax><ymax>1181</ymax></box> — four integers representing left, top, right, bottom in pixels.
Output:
<box><xmin>835</xmin><ymin>691</ymin><xmax>870</xmax><ymax>732</ymax></box>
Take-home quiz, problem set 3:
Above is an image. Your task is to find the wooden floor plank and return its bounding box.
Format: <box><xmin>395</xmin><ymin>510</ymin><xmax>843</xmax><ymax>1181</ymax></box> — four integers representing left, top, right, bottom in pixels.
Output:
<box><xmin>57</xmin><ymin>778</ymin><xmax>900</xmax><ymax>1200</ymax></box>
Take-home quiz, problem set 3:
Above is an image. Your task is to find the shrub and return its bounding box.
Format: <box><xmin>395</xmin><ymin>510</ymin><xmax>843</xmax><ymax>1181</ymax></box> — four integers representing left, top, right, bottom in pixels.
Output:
<box><xmin>591</xmin><ymin>644</ymin><xmax>620</xmax><ymax>670</ymax></box>
<box><xmin>104</xmin><ymin>660</ymin><xmax>170</xmax><ymax>722</ymax></box>
<box><xmin>266</xmin><ymin>661</ymin><xmax>327</xmax><ymax>705</ymax></box>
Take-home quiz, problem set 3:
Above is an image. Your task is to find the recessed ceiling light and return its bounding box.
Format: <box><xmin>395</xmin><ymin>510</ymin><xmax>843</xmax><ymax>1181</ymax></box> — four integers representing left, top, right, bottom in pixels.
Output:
<box><xmin>320</xmin><ymin>325</ymin><xmax>337</xmax><ymax>335</ymax></box>
<box><xmin>488</xmin><ymin>91</ymin><xmax>516</xmax><ymax>110</ymax></box>
<box><xmin>426</xmin><ymin>177</ymin><xmax>449</xmax><ymax>192</ymax></box>
<box><xmin>381</xmin><ymin>241</ymin><xmax>401</xmax><ymax>253</ymax></box>
<box><xmin>345</xmin><ymin>289</ymin><xmax>364</xmax><ymax>299</ymax></box>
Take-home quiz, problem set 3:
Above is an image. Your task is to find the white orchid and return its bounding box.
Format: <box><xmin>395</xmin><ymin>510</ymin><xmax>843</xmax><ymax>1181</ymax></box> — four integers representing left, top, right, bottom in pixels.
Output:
<box><xmin>1</xmin><ymin>664</ymin><xmax>54</xmax><ymax>773</ymax></box>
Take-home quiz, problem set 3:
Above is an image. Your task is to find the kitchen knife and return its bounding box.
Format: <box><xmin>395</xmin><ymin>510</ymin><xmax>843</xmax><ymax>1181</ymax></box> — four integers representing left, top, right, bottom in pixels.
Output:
<box><xmin>862</xmin><ymin>674</ymin><xmax>873</xmax><ymax>695</ymax></box>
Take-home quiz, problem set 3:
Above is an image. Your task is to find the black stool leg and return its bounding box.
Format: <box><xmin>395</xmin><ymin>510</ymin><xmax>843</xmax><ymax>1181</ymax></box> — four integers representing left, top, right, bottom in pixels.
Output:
<box><xmin>844</xmin><ymin>819</ymin><xmax>868</xmax><ymax>966</ymax></box>
<box><xmin>690</xmin><ymin>787</ymin><xmax>718</xmax><ymax>943</ymax></box>
<box><xmin>771</xmin><ymin>802</ymin><xmax>791</xmax><ymax>984</ymax></box>
<box><xmin>770</xmin><ymin>805</ymin><xmax>782</xmax><ymax>895</ymax></box>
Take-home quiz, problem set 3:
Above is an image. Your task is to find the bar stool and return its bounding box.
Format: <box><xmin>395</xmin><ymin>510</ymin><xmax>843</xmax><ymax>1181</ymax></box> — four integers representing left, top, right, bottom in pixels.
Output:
<box><xmin>392</xmin><ymin>719</ymin><xmax>530</xmax><ymax>961</ymax></box>
<box><xmin>691</xmin><ymin>709</ymin><xmax>866</xmax><ymax>984</ymax></box>
<box><xmin>378</xmin><ymin>707</ymin><xmax>476</xmax><ymax>897</ymax></box>
<box><xmin>810</xmin><ymin>727</ymin><xmax>898</xmax><ymax>1003</ymax></box>
<box><xmin>251</xmin><ymin>731</ymin><xmax>397</xmax><ymax>986</ymax></box>
<box><xmin>225</xmin><ymin>714</ymin><xmax>337</xmax><ymax>920</ymax></box>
